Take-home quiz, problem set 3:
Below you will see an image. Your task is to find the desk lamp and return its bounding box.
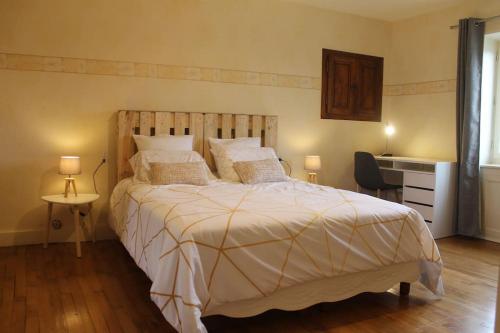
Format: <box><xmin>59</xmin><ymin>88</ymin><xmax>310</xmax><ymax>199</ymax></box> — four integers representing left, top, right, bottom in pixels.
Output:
<box><xmin>383</xmin><ymin>124</ymin><xmax>395</xmax><ymax>156</ymax></box>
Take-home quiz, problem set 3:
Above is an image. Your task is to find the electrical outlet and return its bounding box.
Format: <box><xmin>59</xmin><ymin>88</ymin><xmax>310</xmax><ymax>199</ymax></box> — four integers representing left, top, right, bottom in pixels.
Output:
<box><xmin>51</xmin><ymin>219</ymin><xmax>62</xmax><ymax>230</ymax></box>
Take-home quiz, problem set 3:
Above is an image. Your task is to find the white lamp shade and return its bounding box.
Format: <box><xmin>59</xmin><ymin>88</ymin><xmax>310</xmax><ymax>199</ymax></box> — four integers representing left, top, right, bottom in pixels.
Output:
<box><xmin>59</xmin><ymin>156</ymin><xmax>81</xmax><ymax>175</ymax></box>
<box><xmin>304</xmin><ymin>155</ymin><xmax>321</xmax><ymax>171</ymax></box>
<box><xmin>385</xmin><ymin>124</ymin><xmax>395</xmax><ymax>136</ymax></box>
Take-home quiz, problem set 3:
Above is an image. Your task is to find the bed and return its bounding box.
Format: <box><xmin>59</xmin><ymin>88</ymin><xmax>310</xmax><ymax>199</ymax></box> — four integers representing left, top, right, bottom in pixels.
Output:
<box><xmin>111</xmin><ymin>110</ymin><xmax>443</xmax><ymax>333</ymax></box>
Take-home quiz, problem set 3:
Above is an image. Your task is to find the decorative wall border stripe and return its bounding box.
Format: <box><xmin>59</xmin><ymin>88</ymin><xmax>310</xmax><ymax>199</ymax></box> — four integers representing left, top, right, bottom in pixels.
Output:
<box><xmin>0</xmin><ymin>52</ymin><xmax>321</xmax><ymax>90</ymax></box>
<box><xmin>383</xmin><ymin>79</ymin><xmax>456</xmax><ymax>96</ymax></box>
<box><xmin>0</xmin><ymin>52</ymin><xmax>456</xmax><ymax>96</ymax></box>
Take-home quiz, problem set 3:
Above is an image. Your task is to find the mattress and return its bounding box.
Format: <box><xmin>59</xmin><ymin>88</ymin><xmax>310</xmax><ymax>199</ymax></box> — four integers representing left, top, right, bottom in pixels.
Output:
<box><xmin>110</xmin><ymin>178</ymin><xmax>443</xmax><ymax>333</ymax></box>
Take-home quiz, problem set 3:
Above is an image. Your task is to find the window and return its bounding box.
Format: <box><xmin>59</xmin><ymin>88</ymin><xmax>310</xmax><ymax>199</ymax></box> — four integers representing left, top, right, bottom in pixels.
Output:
<box><xmin>481</xmin><ymin>34</ymin><xmax>500</xmax><ymax>165</ymax></box>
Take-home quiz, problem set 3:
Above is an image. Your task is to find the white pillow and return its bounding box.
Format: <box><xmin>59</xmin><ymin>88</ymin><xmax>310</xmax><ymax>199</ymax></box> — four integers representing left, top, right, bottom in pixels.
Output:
<box><xmin>133</xmin><ymin>135</ymin><xmax>193</xmax><ymax>151</ymax></box>
<box><xmin>129</xmin><ymin>150</ymin><xmax>214</xmax><ymax>183</ymax></box>
<box><xmin>211</xmin><ymin>146</ymin><xmax>278</xmax><ymax>182</ymax></box>
<box><xmin>208</xmin><ymin>137</ymin><xmax>261</xmax><ymax>154</ymax></box>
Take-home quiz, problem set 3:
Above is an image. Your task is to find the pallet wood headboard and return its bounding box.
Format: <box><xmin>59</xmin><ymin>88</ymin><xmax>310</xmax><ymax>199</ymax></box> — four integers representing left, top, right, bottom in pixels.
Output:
<box><xmin>117</xmin><ymin>110</ymin><xmax>278</xmax><ymax>181</ymax></box>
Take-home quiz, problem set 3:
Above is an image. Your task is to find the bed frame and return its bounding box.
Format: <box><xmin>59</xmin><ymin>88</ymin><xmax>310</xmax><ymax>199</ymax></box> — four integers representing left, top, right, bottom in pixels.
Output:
<box><xmin>115</xmin><ymin>109</ymin><xmax>414</xmax><ymax>323</ymax></box>
<box><xmin>117</xmin><ymin>110</ymin><xmax>278</xmax><ymax>181</ymax></box>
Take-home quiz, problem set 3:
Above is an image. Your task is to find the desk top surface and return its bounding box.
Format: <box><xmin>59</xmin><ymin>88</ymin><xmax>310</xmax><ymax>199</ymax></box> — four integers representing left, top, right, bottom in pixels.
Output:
<box><xmin>375</xmin><ymin>156</ymin><xmax>455</xmax><ymax>164</ymax></box>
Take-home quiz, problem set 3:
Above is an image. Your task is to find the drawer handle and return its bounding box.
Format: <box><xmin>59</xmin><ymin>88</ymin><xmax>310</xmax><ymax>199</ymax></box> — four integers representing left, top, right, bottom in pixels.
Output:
<box><xmin>424</xmin><ymin>220</ymin><xmax>432</xmax><ymax>223</ymax></box>
<box><xmin>405</xmin><ymin>185</ymin><xmax>434</xmax><ymax>191</ymax></box>
<box><xmin>404</xmin><ymin>200</ymin><xmax>433</xmax><ymax>208</ymax></box>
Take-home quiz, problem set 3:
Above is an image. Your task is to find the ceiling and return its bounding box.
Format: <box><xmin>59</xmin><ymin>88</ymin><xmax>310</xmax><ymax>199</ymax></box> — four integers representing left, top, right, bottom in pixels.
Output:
<box><xmin>282</xmin><ymin>0</ymin><xmax>465</xmax><ymax>22</ymax></box>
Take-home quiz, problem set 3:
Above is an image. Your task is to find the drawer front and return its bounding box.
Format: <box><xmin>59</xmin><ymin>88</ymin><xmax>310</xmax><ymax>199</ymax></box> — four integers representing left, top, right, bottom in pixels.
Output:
<box><xmin>405</xmin><ymin>202</ymin><xmax>434</xmax><ymax>222</ymax></box>
<box><xmin>404</xmin><ymin>187</ymin><xmax>435</xmax><ymax>206</ymax></box>
<box><xmin>404</xmin><ymin>171</ymin><xmax>435</xmax><ymax>189</ymax></box>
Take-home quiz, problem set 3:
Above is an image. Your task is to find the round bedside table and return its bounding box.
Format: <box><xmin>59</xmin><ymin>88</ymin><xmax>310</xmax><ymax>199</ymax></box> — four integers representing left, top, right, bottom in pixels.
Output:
<box><xmin>41</xmin><ymin>193</ymin><xmax>99</xmax><ymax>258</ymax></box>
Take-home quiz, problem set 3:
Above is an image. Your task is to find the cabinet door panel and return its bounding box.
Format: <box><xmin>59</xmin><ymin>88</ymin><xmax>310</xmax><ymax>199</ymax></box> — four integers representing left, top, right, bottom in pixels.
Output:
<box><xmin>355</xmin><ymin>57</ymin><xmax>383</xmax><ymax>121</ymax></box>
<box><xmin>321</xmin><ymin>49</ymin><xmax>383</xmax><ymax>122</ymax></box>
<box><xmin>324</xmin><ymin>55</ymin><xmax>357</xmax><ymax>117</ymax></box>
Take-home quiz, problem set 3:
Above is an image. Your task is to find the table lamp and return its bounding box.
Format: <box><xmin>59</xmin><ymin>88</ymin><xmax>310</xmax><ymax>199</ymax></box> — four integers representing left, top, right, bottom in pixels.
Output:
<box><xmin>304</xmin><ymin>155</ymin><xmax>321</xmax><ymax>183</ymax></box>
<box><xmin>59</xmin><ymin>156</ymin><xmax>81</xmax><ymax>197</ymax></box>
<box><xmin>383</xmin><ymin>124</ymin><xmax>395</xmax><ymax>156</ymax></box>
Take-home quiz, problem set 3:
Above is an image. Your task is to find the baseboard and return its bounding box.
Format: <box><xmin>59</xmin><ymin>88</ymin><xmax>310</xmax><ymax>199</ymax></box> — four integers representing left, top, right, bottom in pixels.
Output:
<box><xmin>482</xmin><ymin>227</ymin><xmax>500</xmax><ymax>244</ymax></box>
<box><xmin>0</xmin><ymin>224</ymin><xmax>116</xmax><ymax>247</ymax></box>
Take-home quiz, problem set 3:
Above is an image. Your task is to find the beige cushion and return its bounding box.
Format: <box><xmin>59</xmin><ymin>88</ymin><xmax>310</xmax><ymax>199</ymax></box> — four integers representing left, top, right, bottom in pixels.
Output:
<box><xmin>150</xmin><ymin>161</ymin><xmax>209</xmax><ymax>186</ymax></box>
<box><xmin>129</xmin><ymin>150</ymin><xmax>214</xmax><ymax>183</ymax></box>
<box><xmin>211</xmin><ymin>147</ymin><xmax>278</xmax><ymax>182</ymax></box>
<box><xmin>233</xmin><ymin>158</ymin><xmax>287</xmax><ymax>184</ymax></box>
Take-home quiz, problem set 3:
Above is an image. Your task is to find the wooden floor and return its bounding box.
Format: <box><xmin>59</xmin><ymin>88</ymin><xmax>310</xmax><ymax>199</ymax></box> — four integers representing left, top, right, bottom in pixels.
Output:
<box><xmin>0</xmin><ymin>237</ymin><xmax>498</xmax><ymax>333</ymax></box>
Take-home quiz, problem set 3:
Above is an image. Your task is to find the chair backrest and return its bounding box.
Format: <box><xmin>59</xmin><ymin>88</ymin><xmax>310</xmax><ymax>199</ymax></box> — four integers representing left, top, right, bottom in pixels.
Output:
<box><xmin>354</xmin><ymin>152</ymin><xmax>385</xmax><ymax>190</ymax></box>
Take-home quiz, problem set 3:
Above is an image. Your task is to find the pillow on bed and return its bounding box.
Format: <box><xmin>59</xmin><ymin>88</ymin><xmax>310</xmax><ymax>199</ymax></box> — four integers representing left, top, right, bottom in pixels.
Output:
<box><xmin>211</xmin><ymin>146</ymin><xmax>278</xmax><ymax>182</ymax></box>
<box><xmin>150</xmin><ymin>161</ymin><xmax>209</xmax><ymax>186</ymax></box>
<box><xmin>208</xmin><ymin>137</ymin><xmax>261</xmax><ymax>153</ymax></box>
<box><xmin>129</xmin><ymin>150</ymin><xmax>213</xmax><ymax>183</ymax></box>
<box><xmin>133</xmin><ymin>135</ymin><xmax>193</xmax><ymax>151</ymax></box>
<box><xmin>233</xmin><ymin>158</ymin><xmax>287</xmax><ymax>184</ymax></box>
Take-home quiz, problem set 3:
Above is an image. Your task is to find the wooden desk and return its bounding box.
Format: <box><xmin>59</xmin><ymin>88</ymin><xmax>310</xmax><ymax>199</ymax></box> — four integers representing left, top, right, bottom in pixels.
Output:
<box><xmin>375</xmin><ymin>156</ymin><xmax>456</xmax><ymax>239</ymax></box>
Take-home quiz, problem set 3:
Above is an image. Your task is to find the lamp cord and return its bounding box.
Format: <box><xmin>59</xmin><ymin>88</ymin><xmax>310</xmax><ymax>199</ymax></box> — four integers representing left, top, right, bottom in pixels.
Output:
<box><xmin>279</xmin><ymin>157</ymin><xmax>292</xmax><ymax>176</ymax></box>
<box><xmin>93</xmin><ymin>158</ymin><xmax>106</xmax><ymax>194</ymax></box>
<box><xmin>68</xmin><ymin>158</ymin><xmax>106</xmax><ymax>217</ymax></box>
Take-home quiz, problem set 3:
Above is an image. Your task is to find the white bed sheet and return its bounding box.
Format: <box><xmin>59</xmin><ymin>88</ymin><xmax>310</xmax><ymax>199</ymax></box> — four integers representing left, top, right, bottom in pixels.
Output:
<box><xmin>110</xmin><ymin>178</ymin><xmax>443</xmax><ymax>333</ymax></box>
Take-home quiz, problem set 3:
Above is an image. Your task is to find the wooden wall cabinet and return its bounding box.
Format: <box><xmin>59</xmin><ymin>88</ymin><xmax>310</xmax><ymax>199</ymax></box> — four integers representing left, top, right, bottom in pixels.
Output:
<box><xmin>321</xmin><ymin>49</ymin><xmax>383</xmax><ymax>122</ymax></box>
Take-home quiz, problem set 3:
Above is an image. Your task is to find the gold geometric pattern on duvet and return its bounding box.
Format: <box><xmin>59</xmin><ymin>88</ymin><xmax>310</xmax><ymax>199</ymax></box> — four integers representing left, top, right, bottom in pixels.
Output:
<box><xmin>113</xmin><ymin>181</ymin><xmax>441</xmax><ymax>332</ymax></box>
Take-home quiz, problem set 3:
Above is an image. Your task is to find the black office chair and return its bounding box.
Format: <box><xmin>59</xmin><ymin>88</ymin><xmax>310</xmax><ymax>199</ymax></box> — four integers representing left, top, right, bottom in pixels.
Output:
<box><xmin>354</xmin><ymin>152</ymin><xmax>402</xmax><ymax>200</ymax></box>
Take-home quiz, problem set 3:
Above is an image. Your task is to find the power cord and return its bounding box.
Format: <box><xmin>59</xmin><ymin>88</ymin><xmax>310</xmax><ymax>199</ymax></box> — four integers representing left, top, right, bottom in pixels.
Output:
<box><xmin>93</xmin><ymin>157</ymin><xmax>106</xmax><ymax>194</ymax></box>
<box><xmin>278</xmin><ymin>157</ymin><xmax>292</xmax><ymax>176</ymax></box>
<box><xmin>69</xmin><ymin>157</ymin><xmax>106</xmax><ymax>217</ymax></box>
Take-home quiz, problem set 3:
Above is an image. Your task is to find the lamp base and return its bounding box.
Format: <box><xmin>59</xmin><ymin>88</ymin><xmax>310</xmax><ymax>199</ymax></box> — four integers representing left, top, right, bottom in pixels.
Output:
<box><xmin>64</xmin><ymin>177</ymin><xmax>78</xmax><ymax>198</ymax></box>
<box><xmin>307</xmin><ymin>172</ymin><xmax>318</xmax><ymax>184</ymax></box>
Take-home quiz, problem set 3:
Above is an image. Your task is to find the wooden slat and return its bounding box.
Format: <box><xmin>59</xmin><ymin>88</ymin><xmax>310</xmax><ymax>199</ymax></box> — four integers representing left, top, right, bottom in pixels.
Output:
<box><xmin>190</xmin><ymin>113</ymin><xmax>204</xmax><ymax>154</ymax></box>
<box><xmin>251</xmin><ymin>115</ymin><xmax>262</xmax><ymax>139</ymax></box>
<box><xmin>221</xmin><ymin>114</ymin><xmax>233</xmax><ymax>139</ymax></box>
<box><xmin>117</xmin><ymin>111</ymin><xmax>137</xmax><ymax>180</ymax></box>
<box><xmin>264</xmin><ymin>116</ymin><xmax>278</xmax><ymax>149</ymax></box>
<box><xmin>155</xmin><ymin>112</ymin><xmax>172</xmax><ymax>135</ymax></box>
<box><xmin>235</xmin><ymin>115</ymin><xmax>249</xmax><ymax>138</ymax></box>
<box><xmin>174</xmin><ymin>113</ymin><xmax>188</xmax><ymax>135</ymax></box>
<box><xmin>204</xmin><ymin>113</ymin><xmax>219</xmax><ymax>171</ymax></box>
<box><xmin>139</xmin><ymin>111</ymin><xmax>153</xmax><ymax>136</ymax></box>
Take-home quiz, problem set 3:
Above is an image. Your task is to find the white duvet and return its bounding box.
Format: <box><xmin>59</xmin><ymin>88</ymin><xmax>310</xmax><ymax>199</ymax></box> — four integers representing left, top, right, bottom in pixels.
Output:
<box><xmin>110</xmin><ymin>178</ymin><xmax>443</xmax><ymax>333</ymax></box>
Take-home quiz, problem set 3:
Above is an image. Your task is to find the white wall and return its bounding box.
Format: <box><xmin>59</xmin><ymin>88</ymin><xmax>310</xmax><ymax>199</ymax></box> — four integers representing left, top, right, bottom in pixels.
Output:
<box><xmin>482</xmin><ymin>166</ymin><xmax>500</xmax><ymax>242</ymax></box>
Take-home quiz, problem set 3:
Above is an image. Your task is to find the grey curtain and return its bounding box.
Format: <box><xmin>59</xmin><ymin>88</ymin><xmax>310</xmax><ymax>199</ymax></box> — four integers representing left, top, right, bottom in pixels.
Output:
<box><xmin>456</xmin><ymin>18</ymin><xmax>485</xmax><ymax>236</ymax></box>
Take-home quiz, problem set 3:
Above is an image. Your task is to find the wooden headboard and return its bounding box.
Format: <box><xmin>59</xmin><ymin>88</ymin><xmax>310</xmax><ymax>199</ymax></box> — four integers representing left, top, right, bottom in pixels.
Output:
<box><xmin>117</xmin><ymin>110</ymin><xmax>278</xmax><ymax>181</ymax></box>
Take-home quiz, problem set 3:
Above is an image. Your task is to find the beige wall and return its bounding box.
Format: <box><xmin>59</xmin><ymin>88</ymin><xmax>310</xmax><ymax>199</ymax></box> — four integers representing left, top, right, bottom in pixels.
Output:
<box><xmin>385</xmin><ymin>0</ymin><xmax>500</xmax><ymax>243</ymax></box>
<box><xmin>0</xmin><ymin>0</ymin><xmax>392</xmax><ymax>245</ymax></box>
<box><xmin>386</xmin><ymin>0</ymin><xmax>500</xmax><ymax>160</ymax></box>
<box><xmin>2</xmin><ymin>0</ymin><xmax>500</xmax><ymax>246</ymax></box>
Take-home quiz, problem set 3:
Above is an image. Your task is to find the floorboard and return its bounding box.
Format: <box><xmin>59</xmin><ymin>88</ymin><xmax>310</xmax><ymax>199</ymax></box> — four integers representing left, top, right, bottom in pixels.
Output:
<box><xmin>0</xmin><ymin>236</ymin><xmax>498</xmax><ymax>332</ymax></box>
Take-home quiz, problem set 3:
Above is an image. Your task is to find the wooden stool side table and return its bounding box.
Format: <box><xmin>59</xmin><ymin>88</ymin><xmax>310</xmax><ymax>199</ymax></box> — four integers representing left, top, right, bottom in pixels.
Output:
<box><xmin>41</xmin><ymin>193</ymin><xmax>100</xmax><ymax>258</ymax></box>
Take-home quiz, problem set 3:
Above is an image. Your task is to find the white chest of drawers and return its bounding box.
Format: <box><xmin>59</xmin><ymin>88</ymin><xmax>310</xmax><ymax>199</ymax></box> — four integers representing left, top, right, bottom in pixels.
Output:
<box><xmin>375</xmin><ymin>156</ymin><xmax>457</xmax><ymax>239</ymax></box>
